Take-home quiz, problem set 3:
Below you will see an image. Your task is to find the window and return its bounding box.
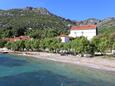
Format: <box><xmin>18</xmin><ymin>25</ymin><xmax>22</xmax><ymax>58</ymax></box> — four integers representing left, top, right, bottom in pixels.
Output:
<box><xmin>74</xmin><ymin>32</ymin><xmax>77</xmax><ymax>34</ymax></box>
<box><xmin>81</xmin><ymin>32</ymin><xmax>84</xmax><ymax>36</ymax></box>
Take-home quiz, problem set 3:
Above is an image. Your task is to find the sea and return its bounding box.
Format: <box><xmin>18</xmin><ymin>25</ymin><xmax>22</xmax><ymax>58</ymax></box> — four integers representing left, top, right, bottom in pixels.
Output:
<box><xmin>0</xmin><ymin>54</ymin><xmax>115</xmax><ymax>86</ymax></box>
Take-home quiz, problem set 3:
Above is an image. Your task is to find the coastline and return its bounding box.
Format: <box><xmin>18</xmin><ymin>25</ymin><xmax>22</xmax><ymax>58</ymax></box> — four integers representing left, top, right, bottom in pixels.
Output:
<box><xmin>11</xmin><ymin>51</ymin><xmax>115</xmax><ymax>72</ymax></box>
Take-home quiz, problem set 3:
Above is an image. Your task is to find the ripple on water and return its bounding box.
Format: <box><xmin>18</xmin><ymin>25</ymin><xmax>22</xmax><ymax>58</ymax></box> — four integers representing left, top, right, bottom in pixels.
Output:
<box><xmin>0</xmin><ymin>54</ymin><xmax>115</xmax><ymax>86</ymax></box>
<box><xmin>0</xmin><ymin>57</ymin><xmax>29</xmax><ymax>67</ymax></box>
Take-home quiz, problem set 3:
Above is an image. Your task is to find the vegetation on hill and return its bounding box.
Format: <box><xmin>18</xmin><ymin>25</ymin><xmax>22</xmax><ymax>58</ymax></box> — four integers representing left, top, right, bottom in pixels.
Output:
<box><xmin>0</xmin><ymin>7</ymin><xmax>115</xmax><ymax>38</ymax></box>
<box><xmin>98</xmin><ymin>26</ymin><xmax>115</xmax><ymax>34</ymax></box>
<box><xmin>0</xmin><ymin>7</ymin><xmax>75</xmax><ymax>39</ymax></box>
<box><xmin>98</xmin><ymin>19</ymin><xmax>115</xmax><ymax>34</ymax></box>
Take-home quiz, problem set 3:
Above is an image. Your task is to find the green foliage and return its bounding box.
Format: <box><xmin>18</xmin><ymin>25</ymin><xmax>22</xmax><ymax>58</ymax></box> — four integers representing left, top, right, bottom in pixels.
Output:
<box><xmin>0</xmin><ymin>8</ymin><xmax>74</xmax><ymax>39</ymax></box>
<box><xmin>24</xmin><ymin>40</ymin><xmax>40</xmax><ymax>51</ymax></box>
<box><xmin>70</xmin><ymin>37</ymin><xmax>90</xmax><ymax>54</ymax></box>
<box><xmin>99</xmin><ymin>26</ymin><xmax>115</xmax><ymax>35</ymax></box>
<box><xmin>0</xmin><ymin>40</ymin><xmax>7</xmax><ymax>48</ymax></box>
<box><xmin>5</xmin><ymin>42</ymin><xmax>12</xmax><ymax>49</ymax></box>
<box><xmin>5</xmin><ymin>41</ymin><xmax>25</xmax><ymax>51</ymax></box>
<box><xmin>112</xmin><ymin>43</ymin><xmax>115</xmax><ymax>50</ymax></box>
<box><xmin>31</xmin><ymin>40</ymin><xmax>40</xmax><ymax>51</ymax></box>
<box><xmin>25</xmin><ymin>40</ymin><xmax>34</xmax><ymax>51</ymax></box>
<box><xmin>92</xmin><ymin>34</ymin><xmax>115</xmax><ymax>54</ymax></box>
<box><xmin>2</xmin><ymin>34</ymin><xmax>114</xmax><ymax>56</ymax></box>
<box><xmin>39</xmin><ymin>38</ymin><xmax>60</xmax><ymax>52</ymax></box>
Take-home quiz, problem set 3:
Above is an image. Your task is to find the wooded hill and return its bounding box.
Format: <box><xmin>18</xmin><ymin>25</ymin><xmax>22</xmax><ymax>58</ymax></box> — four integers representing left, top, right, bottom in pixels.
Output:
<box><xmin>0</xmin><ymin>7</ymin><xmax>75</xmax><ymax>39</ymax></box>
<box><xmin>0</xmin><ymin>7</ymin><xmax>115</xmax><ymax>39</ymax></box>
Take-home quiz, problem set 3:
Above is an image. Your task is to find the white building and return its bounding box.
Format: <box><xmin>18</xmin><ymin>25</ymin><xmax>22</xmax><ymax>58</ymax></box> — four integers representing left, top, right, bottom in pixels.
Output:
<box><xmin>69</xmin><ymin>25</ymin><xmax>97</xmax><ymax>40</ymax></box>
<box><xmin>60</xmin><ymin>35</ymin><xmax>70</xmax><ymax>43</ymax></box>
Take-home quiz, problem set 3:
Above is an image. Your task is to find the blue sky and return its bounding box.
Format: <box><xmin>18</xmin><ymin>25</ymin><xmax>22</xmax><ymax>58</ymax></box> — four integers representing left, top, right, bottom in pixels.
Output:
<box><xmin>0</xmin><ymin>0</ymin><xmax>115</xmax><ymax>20</ymax></box>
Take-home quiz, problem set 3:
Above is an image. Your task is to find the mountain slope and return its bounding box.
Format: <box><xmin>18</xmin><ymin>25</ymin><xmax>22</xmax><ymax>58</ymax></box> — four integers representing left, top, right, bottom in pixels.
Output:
<box><xmin>0</xmin><ymin>7</ymin><xmax>114</xmax><ymax>38</ymax></box>
<box><xmin>97</xmin><ymin>17</ymin><xmax>115</xmax><ymax>34</ymax></box>
<box><xmin>0</xmin><ymin>7</ymin><xmax>75</xmax><ymax>39</ymax></box>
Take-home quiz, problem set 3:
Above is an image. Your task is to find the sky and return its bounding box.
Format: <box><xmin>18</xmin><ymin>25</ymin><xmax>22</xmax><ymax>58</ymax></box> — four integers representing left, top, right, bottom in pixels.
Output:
<box><xmin>0</xmin><ymin>0</ymin><xmax>115</xmax><ymax>20</ymax></box>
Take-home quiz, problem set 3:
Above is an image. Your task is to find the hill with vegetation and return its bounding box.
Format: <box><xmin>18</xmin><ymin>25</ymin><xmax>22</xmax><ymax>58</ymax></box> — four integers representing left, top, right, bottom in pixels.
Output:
<box><xmin>97</xmin><ymin>18</ymin><xmax>115</xmax><ymax>34</ymax></box>
<box><xmin>0</xmin><ymin>7</ymin><xmax>75</xmax><ymax>39</ymax></box>
<box><xmin>0</xmin><ymin>7</ymin><xmax>115</xmax><ymax>39</ymax></box>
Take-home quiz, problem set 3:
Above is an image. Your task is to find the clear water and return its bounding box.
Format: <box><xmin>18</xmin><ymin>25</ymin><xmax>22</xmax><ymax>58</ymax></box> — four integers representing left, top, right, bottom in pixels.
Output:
<box><xmin>0</xmin><ymin>54</ymin><xmax>115</xmax><ymax>86</ymax></box>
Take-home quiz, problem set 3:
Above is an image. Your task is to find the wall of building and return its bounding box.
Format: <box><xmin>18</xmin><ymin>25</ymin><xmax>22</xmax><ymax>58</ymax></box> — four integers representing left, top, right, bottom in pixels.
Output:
<box><xmin>60</xmin><ymin>37</ymin><xmax>69</xmax><ymax>43</ymax></box>
<box><xmin>69</xmin><ymin>29</ymin><xmax>96</xmax><ymax>40</ymax></box>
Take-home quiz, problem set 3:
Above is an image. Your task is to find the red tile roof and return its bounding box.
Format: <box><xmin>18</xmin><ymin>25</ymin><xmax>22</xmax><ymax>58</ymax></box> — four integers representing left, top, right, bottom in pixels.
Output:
<box><xmin>4</xmin><ymin>36</ymin><xmax>32</xmax><ymax>42</ymax></box>
<box><xmin>70</xmin><ymin>25</ymin><xmax>97</xmax><ymax>30</ymax></box>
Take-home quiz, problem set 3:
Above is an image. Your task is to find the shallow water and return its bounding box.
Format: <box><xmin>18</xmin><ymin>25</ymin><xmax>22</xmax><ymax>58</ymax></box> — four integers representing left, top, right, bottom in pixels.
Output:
<box><xmin>0</xmin><ymin>54</ymin><xmax>115</xmax><ymax>86</ymax></box>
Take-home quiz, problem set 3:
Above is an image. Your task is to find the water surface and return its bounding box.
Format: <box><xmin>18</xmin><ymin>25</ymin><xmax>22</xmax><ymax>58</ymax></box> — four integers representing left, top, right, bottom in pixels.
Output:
<box><xmin>0</xmin><ymin>54</ymin><xmax>115</xmax><ymax>86</ymax></box>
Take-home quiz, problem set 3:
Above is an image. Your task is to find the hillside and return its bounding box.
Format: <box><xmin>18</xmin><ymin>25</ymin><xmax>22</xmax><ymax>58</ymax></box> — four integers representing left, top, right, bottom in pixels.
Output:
<box><xmin>97</xmin><ymin>18</ymin><xmax>115</xmax><ymax>34</ymax></box>
<box><xmin>0</xmin><ymin>7</ymin><xmax>75</xmax><ymax>39</ymax></box>
<box><xmin>0</xmin><ymin>7</ymin><xmax>115</xmax><ymax>39</ymax></box>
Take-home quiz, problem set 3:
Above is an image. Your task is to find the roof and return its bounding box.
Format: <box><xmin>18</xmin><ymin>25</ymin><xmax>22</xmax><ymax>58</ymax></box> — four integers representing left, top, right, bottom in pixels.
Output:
<box><xmin>4</xmin><ymin>36</ymin><xmax>32</xmax><ymax>42</ymax></box>
<box><xmin>70</xmin><ymin>25</ymin><xmax>97</xmax><ymax>30</ymax></box>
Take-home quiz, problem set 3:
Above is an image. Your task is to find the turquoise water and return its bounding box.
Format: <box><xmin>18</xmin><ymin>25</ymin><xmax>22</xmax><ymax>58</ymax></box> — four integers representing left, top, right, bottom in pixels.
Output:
<box><xmin>0</xmin><ymin>54</ymin><xmax>115</xmax><ymax>86</ymax></box>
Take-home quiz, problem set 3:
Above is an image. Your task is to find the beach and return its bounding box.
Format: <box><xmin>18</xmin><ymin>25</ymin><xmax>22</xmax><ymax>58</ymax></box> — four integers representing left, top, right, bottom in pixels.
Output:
<box><xmin>14</xmin><ymin>51</ymin><xmax>115</xmax><ymax>72</ymax></box>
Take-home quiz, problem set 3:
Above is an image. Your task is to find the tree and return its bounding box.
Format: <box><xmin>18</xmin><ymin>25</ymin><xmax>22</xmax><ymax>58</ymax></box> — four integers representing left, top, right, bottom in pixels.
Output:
<box><xmin>112</xmin><ymin>43</ymin><xmax>115</xmax><ymax>50</ymax></box>
<box><xmin>48</xmin><ymin>38</ymin><xmax>60</xmax><ymax>53</ymax></box>
<box><xmin>31</xmin><ymin>40</ymin><xmax>40</xmax><ymax>51</ymax></box>
<box><xmin>39</xmin><ymin>38</ymin><xmax>60</xmax><ymax>52</ymax></box>
<box><xmin>92</xmin><ymin>35</ymin><xmax>111</xmax><ymax>55</ymax></box>
<box><xmin>39</xmin><ymin>39</ymin><xmax>50</xmax><ymax>51</ymax></box>
<box><xmin>5</xmin><ymin>41</ymin><xmax>25</xmax><ymax>51</ymax></box>
<box><xmin>25</xmin><ymin>40</ymin><xmax>33</xmax><ymax>51</ymax></box>
<box><xmin>109</xmin><ymin>33</ymin><xmax>115</xmax><ymax>50</ymax></box>
<box><xmin>63</xmin><ymin>42</ymin><xmax>71</xmax><ymax>52</ymax></box>
<box><xmin>0</xmin><ymin>40</ymin><xmax>7</xmax><ymax>48</ymax></box>
<box><xmin>69</xmin><ymin>37</ymin><xmax>91</xmax><ymax>56</ymax></box>
<box><xmin>5</xmin><ymin>42</ymin><xmax>12</xmax><ymax>50</ymax></box>
<box><xmin>45</xmin><ymin>29</ymin><xmax>58</xmax><ymax>38</ymax></box>
<box><xmin>92</xmin><ymin>36</ymin><xmax>99</xmax><ymax>51</ymax></box>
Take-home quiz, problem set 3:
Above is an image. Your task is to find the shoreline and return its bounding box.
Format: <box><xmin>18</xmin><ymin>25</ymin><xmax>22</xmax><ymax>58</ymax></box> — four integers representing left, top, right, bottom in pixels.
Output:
<box><xmin>11</xmin><ymin>51</ymin><xmax>115</xmax><ymax>72</ymax></box>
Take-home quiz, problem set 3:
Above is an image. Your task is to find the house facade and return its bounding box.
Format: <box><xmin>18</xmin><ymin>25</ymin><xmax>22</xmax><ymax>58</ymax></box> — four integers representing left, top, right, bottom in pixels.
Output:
<box><xmin>69</xmin><ymin>25</ymin><xmax>97</xmax><ymax>40</ymax></box>
<box><xmin>58</xmin><ymin>34</ymin><xmax>70</xmax><ymax>43</ymax></box>
<box><xmin>60</xmin><ymin>36</ymin><xmax>70</xmax><ymax>43</ymax></box>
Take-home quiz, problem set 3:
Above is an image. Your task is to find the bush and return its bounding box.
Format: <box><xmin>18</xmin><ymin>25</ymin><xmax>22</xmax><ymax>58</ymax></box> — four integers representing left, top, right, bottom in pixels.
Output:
<box><xmin>0</xmin><ymin>40</ymin><xmax>7</xmax><ymax>48</ymax></box>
